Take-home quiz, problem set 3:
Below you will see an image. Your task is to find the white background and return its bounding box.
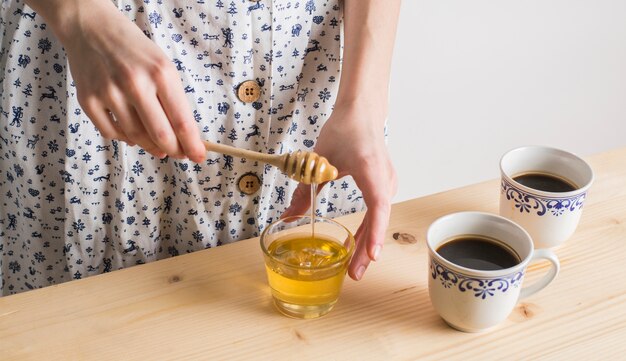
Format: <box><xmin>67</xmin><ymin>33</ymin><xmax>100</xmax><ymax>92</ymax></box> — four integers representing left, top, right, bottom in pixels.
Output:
<box><xmin>388</xmin><ymin>0</ymin><xmax>626</xmax><ymax>201</ymax></box>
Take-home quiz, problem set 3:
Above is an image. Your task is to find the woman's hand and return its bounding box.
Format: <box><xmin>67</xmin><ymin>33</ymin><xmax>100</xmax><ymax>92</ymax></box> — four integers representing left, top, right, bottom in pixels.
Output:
<box><xmin>28</xmin><ymin>0</ymin><xmax>205</xmax><ymax>162</ymax></box>
<box><xmin>282</xmin><ymin>102</ymin><xmax>397</xmax><ymax>280</ymax></box>
<box><xmin>282</xmin><ymin>0</ymin><xmax>400</xmax><ymax>280</ymax></box>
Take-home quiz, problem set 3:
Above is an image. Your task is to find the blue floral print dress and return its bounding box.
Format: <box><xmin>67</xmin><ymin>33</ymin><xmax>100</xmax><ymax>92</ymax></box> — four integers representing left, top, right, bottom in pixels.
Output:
<box><xmin>0</xmin><ymin>0</ymin><xmax>364</xmax><ymax>295</ymax></box>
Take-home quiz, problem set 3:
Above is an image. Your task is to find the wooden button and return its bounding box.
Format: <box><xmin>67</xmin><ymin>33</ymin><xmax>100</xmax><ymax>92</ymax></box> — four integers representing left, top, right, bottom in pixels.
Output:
<box><xmin>237</xmin><ymin>80</ymin><xmax>261</xmax><ymax>103</ymax></box>
<box><xmin>238</xmin><ymin>173</ymin><xmax>261</xmax><ymax>195</ymax></box>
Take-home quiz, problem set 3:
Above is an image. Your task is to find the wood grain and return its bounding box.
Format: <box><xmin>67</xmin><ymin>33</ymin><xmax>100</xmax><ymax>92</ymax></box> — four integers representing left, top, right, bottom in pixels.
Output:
<box><xmin>1</xmin><ymin>147</ymin><xmax>625</xmax><ymax>360</ymax></box>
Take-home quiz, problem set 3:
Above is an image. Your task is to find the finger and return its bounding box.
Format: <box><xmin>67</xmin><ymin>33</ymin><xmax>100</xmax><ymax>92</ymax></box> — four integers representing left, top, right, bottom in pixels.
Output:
<box><xmin>108</xmin><ymin>97</ymin><xmax>166</xmax><ymax>158</ymax></box>
<box><xmin>353</xmin><ymin>169</ymin><xmax>392</xmax><ymax>261</ymax></box>
<box><xmin>348</xmin><ymin>219</ymin><xmax>372</xmax><ymax>281</ymax></box>
<box><xmin>156</xmin><ymin>71</ymin><xmax>205</xmax><ymax>163</ymax></box>
<box><xmin>363</xmin><ymin>202</ymin><xmax>390</xmax><ymax>261</ymax></box>
<box><xmin>388</xmin><ymin>158</ymin><xmax>399</xmax><ymax>197</ymax></box>
<box><xmin>129</xmin><ymin>93</ymin><xmax>183</xmax><ymax>158</ymax></box>
<box><xmin>348</xmin><ymin>203</ymin><xmax>390</xmax><ymax>281</ymax></box>
<box><xmin>109</xmin><ymin>113</ymin><xmax>136</xmax><ymax>146</ymax></box>
<box><xmin>82</xmin><ymin>99</ymin><xmax>130</xmax><ymax>143</ymax></box>
<box><xmin>127</xmin><ymin>106</ymin><xmax>167</xmax><ymax>158</ymax></box>
<box><xmin>281</xmin><ymin>182</ymin><xmax>312</xmax><ymax>219</ymax></box>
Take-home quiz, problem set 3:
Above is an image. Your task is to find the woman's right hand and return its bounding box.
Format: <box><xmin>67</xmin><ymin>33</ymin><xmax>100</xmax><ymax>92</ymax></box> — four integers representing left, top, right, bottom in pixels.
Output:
<box><xmin>30</xmin><ymin>0</ymin><xmax>206</xmax><ymax>162</ymax></box>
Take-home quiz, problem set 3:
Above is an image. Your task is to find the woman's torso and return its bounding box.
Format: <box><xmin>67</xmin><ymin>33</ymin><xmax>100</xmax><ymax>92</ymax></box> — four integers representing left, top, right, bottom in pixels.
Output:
<box><xmin>0</xmin><ymin>0</ymin><xmax>364</xmax><ymax>295</ymax></box>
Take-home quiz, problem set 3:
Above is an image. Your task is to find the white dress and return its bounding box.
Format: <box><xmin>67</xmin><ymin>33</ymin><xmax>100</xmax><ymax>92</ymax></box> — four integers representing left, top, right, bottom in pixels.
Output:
<box><xmin>0</xmin><ymin>0</ymin><xmax>364</xmax><ymax>295</ymax></box>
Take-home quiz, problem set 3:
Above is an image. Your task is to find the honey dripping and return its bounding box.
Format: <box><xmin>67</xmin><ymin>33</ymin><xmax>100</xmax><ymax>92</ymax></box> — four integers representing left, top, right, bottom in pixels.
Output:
<box><xmin>311</xmin><ymin>182</ymin><xmax>317</xmax><ymax>238</ymax></box>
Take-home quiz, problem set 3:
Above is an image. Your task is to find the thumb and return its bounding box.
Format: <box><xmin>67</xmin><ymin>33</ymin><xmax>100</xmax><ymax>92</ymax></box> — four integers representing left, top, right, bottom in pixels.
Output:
<box><xmin>281</xmin><ymin>182</ymin><xmax>313</xmax><ymax>219</ymax></box>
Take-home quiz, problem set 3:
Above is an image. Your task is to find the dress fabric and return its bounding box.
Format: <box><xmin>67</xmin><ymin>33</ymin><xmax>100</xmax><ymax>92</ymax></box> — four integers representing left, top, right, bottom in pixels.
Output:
<box><xmin>0</xmin><ymin>0</ymin><xmax>364</xmax><ymax>295</ymax></box>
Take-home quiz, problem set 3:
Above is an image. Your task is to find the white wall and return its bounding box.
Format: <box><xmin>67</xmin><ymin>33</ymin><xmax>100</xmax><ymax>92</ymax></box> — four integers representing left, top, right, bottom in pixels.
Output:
<box><xmin>388</xmin><ymin>0</ymin><xmax>626</xmax><ymax>202</ymax></box>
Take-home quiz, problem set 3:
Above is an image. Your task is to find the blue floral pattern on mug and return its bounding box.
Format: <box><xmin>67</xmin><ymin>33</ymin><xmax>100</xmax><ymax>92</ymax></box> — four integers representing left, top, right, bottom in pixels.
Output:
<box><xmin>501</xmin><ymin>178</ymin><xmax>587</xmax><ymax>217</ymax></box>
<box><xmin>430</xmin><ymin>258</ymin><xmax>524</xmax><ymax>299</ymax></box>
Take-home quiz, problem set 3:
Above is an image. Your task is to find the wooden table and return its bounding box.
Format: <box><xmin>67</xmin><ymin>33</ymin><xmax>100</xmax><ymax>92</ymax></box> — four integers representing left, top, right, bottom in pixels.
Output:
<box><xmin>2</xmin><ymin>147</ymin><xmax>625</xmax><ymax>360</ymax></box>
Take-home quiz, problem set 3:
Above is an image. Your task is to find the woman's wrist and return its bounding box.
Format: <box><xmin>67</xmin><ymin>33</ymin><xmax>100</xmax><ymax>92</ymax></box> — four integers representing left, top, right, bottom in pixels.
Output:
<box><xmin>25</xmin><ymin>0</ymin><xmax>120</xmax><ymax>46</ymax></box>
<box><xmin>24</xmin><ymin>0</ymin><xmax>82</xmax><ymax>43</ymax></box>
<box><xmin>333</xmin><ymin>94</ymin><xmax>389</xmax><ymax>127</ymax></box>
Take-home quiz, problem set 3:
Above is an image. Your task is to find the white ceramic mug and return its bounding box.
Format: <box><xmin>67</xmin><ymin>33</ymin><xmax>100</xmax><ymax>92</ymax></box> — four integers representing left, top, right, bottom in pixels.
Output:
<box><xmin>499</xmin><ymin>146</ymin><xmax>594</xmax><ymax>249</ymax></box>
<box><xmin>427</xmin><ymin>212</ymin><xmax>560</xmax><ymax>333</ymax></box>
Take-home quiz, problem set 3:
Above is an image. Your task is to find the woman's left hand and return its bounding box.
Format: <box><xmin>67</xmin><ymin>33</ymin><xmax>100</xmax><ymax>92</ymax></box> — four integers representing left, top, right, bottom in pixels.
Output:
<box><xmin>282</xmin><ymin>101</ymin><xmax>397</xmax><ymax>281</ymax></box>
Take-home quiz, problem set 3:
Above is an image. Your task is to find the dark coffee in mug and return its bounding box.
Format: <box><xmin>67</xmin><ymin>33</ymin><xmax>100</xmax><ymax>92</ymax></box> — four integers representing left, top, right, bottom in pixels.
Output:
<box><xmin>436</xmin><ymin>235</ymin><xmax>521</xmax><ymax>271</ymax></box>
<box><xmin>513</xmin><ymin>172</ymin><xmax>577</xmax><ymax>193</ymax></box>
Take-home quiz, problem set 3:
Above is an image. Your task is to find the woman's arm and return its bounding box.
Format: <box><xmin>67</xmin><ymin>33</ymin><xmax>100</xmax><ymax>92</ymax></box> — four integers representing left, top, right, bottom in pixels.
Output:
<box><xmin>283</xmin><ymin>0</ymin><xmax>401</xmax><ymax>280</ymax></box>
<box><xmin>23</xmin><ymin>0</ymin><xmax>206</xmax><ymax>162</ymax></box>
<box><xmin>337</xmin><ymin>0</ymin><xmax>401</xmax><ymax>122</ymax></box>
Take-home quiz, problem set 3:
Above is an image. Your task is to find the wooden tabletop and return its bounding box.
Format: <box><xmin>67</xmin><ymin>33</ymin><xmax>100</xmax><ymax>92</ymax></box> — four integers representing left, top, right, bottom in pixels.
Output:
<box><xmin>2</xmin><ymin>147</ymin><xmax>626</xmax><ymax>360</ymax></box>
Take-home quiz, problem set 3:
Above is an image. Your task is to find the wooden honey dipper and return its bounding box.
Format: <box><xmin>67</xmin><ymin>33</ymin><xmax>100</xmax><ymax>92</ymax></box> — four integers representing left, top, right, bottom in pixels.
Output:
<box><xmin>202</xmin><ymin>140</ymin><xmax>338</xmax><ymax>184</ymax></box>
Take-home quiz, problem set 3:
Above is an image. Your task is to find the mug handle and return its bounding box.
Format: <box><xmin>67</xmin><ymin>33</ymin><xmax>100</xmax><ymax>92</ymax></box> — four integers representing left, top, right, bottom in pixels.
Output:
<box><xmin>519</xmin><ymin>249</ymin><xmax>560</xmax><ymax>299</ymax></box>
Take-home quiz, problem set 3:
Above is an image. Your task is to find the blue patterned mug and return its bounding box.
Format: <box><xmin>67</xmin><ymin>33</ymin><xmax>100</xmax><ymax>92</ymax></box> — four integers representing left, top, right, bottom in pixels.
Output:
<box><xmin>427</xmin><ymin>212</ymin><xmax>560</xmax><ymax>332</ymax></box>
<box><xmin>500</xmin><ymin>146</ymin><xmax>594</xmax><ymax>249</ymax></box>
